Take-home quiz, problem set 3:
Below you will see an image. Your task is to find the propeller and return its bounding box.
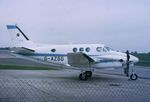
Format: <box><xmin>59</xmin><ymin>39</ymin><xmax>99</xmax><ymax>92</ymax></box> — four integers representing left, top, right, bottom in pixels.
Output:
<box><xmin>124</xmin><ymin>50</ymin><xmax>130</xmax><ymax>77</ymax></box>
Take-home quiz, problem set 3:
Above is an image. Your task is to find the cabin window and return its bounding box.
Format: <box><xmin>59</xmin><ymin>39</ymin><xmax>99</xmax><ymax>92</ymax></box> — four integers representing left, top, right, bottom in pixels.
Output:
<box><xmin>85</xmin><ymin>47</ymin><xmax>90</xmax><ymax>52</ymax></box>
<box><xmin>96</xmin><ymin>47</ymin><xmax>102</xmax><ymax>52</ymax></box>
<box><xmin>73</xmin><ymin>48</ymin><xmax>77</xmax><ymax>52</ymax></box>
<box><xmin>79</xmin><ymin>47</ymin><xmax>84</xmax><ymax>52</ymax></box>
<box><xmin>51</xmin><ymin>49</ymin><xmax>56</xmax><ymax>52</ymax></box>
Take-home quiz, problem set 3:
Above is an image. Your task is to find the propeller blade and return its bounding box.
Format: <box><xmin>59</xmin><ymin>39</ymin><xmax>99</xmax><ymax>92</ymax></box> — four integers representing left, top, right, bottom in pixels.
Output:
<box><xmin>125</xmin><ymin>50</ymin><xmax>130</xmax><ymax>77</ymax></box>
<box><xmin>126</xmin><ymin>62</ymin><xmax>129</xmax><ymax>77</ymax></box>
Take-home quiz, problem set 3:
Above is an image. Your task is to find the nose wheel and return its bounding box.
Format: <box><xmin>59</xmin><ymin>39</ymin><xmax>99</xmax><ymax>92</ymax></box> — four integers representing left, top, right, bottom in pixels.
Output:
<box><xmin>130</xmin><ymin>73</ymin><xmax>138</xmax><ymax>80</ymax></box>
<box><xmin>129</xmin><ymin>66</ymin><xmax>138</xmax><ymax>80</ymax></box>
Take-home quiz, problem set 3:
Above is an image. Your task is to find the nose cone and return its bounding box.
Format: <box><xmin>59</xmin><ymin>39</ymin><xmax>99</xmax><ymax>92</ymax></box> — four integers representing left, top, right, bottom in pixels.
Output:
<box><xmin>130</xmin><ymin>55</ymin><xmax>139</xmax><ymax>63</ymax></box>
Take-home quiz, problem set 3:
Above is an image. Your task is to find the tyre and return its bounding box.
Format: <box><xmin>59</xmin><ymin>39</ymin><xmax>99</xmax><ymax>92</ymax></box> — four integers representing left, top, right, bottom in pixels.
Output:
<box><xmin>79</xmin><ymin>73</ymin><xmax>88</xmax><ymax>80</ymax></box>
<box><xmin>130</xmin><ymin>74</ymin><xmax>138</xmax><ymax>80</ymax></box>
<box><xmin>85</xmin><ymin>71</ymin><xmax>92</xmax><ymax>77</ymax></box>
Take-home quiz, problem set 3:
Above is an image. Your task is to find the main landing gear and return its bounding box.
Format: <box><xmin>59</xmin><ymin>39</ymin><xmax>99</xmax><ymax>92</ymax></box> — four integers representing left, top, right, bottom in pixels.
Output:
<box><xmin>79</xmin><ymin>71</ymin><xmax>92</xmax><ymax>80</ymax></box>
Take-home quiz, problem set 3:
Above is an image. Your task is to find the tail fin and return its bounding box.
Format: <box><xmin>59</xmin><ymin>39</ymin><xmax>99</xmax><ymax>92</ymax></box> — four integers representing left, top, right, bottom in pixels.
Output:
<box><xmin>7</xmin><ymin>25</ymin><xmax>30</xmax><ymax>47</ymax></box>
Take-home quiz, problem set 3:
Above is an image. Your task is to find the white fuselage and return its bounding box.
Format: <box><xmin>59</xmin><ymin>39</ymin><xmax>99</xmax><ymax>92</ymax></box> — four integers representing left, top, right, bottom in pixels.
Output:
<box><xmin>26</xmin><ymin>44</ymin><xmax>139</xmax><ymax>69</ymax></box>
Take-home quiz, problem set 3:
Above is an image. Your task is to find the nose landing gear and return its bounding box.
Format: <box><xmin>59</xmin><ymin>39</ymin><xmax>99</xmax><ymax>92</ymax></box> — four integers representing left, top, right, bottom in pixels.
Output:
<box><xmin>124</xmin><ymin>65</ymin><xmax>138</xmax><ymax>80</ymax></box>
<box><xmin>130</xmin><ymin>67</ymin><xmax>138</xmax><ymax>80</ymax></box>
<box><xmin>125</xmin><ymin>50</ymin><xmax>138</xmax><ymax>80</ymax></box>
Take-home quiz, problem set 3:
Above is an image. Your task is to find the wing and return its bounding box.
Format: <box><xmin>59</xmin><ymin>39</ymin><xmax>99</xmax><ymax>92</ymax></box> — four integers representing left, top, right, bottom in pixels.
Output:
<box><xmin>67</xmin><ymin>52</ymin><xmax>95</xmax><ymax>68</ymax></box>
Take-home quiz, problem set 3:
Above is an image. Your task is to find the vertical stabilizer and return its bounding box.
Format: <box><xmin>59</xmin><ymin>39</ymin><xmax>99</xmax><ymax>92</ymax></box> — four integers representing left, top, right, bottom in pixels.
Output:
<box><xmin>7</xmin><ymin>25</ymin><xmax>30</xmax><ymax>47</ymax></box>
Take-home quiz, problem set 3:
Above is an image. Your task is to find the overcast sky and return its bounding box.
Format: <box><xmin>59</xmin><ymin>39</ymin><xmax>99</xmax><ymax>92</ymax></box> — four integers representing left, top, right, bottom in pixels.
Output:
<box><xmin>0</xmin><ymin>0</ymin><xmax>150</xmax><ymax>52</ymax></box>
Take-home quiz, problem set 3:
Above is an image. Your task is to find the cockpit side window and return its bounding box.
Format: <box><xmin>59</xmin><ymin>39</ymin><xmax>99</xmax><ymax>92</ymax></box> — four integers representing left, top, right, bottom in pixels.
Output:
<box><xmin>103</xmin><ymin>46</ymin><xmax>111</xmax><ymax>52</ymax></box>
<box><xmin>103</xmin><ymin>47</ymin><xmax>108</xmax><ymax>52</ymax></box>
<box><xmin>96</xmin><ymin>47</ymin><xmax>102</xmax><ymax>52</ymax></box>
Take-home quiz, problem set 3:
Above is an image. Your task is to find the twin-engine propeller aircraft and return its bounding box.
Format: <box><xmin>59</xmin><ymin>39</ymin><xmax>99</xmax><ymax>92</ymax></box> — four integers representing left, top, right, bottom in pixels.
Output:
<box><xmin>6</xmin><ymin>25</ymin><xmax>139</xmax><ymax>80</ymax></box>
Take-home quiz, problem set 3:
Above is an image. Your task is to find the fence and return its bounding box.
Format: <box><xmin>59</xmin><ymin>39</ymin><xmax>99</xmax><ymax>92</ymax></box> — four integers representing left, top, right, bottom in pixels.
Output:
<box><xmin>0</xmin><ymin>78</ymin><xmax>149</xmax><ymax>102</ymax></box>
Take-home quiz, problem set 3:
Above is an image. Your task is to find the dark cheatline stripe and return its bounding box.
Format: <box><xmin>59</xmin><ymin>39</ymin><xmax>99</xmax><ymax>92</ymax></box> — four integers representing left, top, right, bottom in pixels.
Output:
<box><xmin>19</xmin><ymin>53</ymin><xmax>119</xmax><ymax>63</ymax></box>
<box><xmin>21</xmin><ymin>53</ymin><xmax>67</xmax><ymax>56</ymax></box>
<box><xmin>20</xmin><ymin>53</ymin><xmax>99</xmax><ymax>57</ymax></box>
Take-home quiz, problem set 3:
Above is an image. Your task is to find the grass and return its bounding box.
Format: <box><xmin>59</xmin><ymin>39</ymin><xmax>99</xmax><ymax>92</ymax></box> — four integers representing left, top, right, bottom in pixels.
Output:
<box><xmin>136</xmin><ymin>61</ymin><xmax>150</xmax><ymax>67</ymax></box>
<box><xmin>0</xmin><ymin>64</ymin><xmax>54</xmax><ymax>70</ymax></box>
<box><xmin>133</xmin><ymin>53</ymin><xmax>150</xmax><ymax>67</ymax></box>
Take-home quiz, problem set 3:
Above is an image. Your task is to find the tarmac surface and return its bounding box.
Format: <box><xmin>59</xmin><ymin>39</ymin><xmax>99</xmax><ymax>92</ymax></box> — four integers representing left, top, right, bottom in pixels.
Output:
<box><xmin>0</xmin><ymin>70</ymin><xmax>150</xmax><ymax>102</ymax></box>
<box><xmin>0</xmin><ymin>49</ymin><xmax>150</xmax><ymax>102</ymax></box>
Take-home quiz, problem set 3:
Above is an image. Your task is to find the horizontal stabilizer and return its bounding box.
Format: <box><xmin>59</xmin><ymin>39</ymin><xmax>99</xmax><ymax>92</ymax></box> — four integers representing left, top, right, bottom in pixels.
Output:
<box><xmin>11</xmin><ymin>47</ymin><xmax>35</xmax><ymax>54</ymax></box>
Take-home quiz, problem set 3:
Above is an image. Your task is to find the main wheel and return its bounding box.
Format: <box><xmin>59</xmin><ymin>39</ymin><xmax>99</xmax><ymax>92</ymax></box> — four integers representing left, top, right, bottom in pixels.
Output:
<box><xmin>85</xmin><ymin>71</ymin><xmax>92</xmax><ymax>77</ymax></box>
<box><xmin>79</xmin><ymin>73</ymin><xmax>88</xmax><ymax>80</ymax></box>
<box><xmin>130</xmin><ymin>73</ymin><xmax>138</xmax><ymax>80</ymax></box>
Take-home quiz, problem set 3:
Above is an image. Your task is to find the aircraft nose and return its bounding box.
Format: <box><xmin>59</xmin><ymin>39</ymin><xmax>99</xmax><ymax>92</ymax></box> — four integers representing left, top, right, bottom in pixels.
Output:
<box><xmin>130</xmin><ymin>55</ymin><xmax>139</xmax><ymax>63</ymax></box>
